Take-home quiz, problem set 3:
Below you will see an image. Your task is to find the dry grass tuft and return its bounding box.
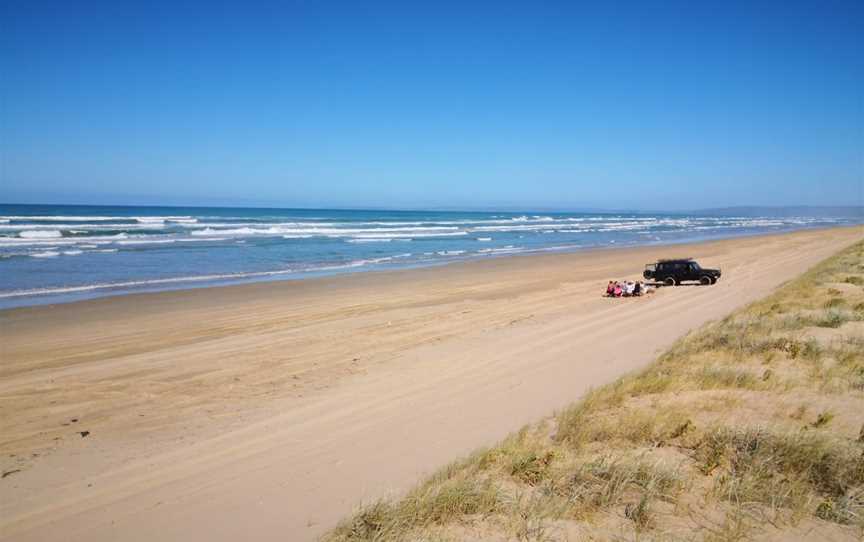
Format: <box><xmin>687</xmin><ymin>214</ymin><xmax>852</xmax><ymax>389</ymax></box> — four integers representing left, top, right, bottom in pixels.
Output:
<box><xmin>328</xmin><ymin>475</ymin><xmax>503</xmax><ymax>541</ymax></box>
<box><xmin>844</xmin><ymin>276</ymin><xmax>864</xmax><ymax>286</ymax></box>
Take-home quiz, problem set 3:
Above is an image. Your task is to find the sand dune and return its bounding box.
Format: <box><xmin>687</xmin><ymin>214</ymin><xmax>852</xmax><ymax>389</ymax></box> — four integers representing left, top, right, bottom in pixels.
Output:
<box><xmin>1</xmin><ymin>226</ymin><xmax>861</xmax><ymax>541</ymax></box>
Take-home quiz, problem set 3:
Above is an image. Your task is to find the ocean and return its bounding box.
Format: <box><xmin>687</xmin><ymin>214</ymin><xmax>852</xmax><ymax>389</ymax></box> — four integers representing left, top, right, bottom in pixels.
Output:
<box><xmin>0</xmin><ymin>204</ymin><xmax>858</xmax><ymax>309</ymax></box>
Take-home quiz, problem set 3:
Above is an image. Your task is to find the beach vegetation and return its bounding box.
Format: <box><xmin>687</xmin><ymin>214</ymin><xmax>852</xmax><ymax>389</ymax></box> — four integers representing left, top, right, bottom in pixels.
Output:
<box><xmin>323</xmin><ymin>241</ymin><xmax>864</xmax><ymax>541</ymax></box>
<box><xmin>844</xmin><ymin>276</ymin><xmax>864</xmax><ymax>286</ymax></box>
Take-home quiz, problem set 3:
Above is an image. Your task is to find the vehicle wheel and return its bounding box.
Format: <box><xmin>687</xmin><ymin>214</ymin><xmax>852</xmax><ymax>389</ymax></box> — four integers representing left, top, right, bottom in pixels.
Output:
<box><xmin>700</xmin><ymin>275</ymin><xmax>712</xmax><ymax>285</ymax></box>
<box><xmin>663</xmin><ymin>276</ymin><xmax>677</xmax><ymax>287</ymax></box>
<box><xmin>710</xmin><ymin>277</ymin><xmax>718</xmax><ymax>284</ymax></box>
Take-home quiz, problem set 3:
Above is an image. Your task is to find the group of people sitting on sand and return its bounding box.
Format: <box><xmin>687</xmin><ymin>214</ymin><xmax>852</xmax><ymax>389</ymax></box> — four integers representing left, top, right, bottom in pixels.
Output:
<box><xmin>605</xmin><ymin>280</ymin><xmax>653</xmax><ymax>297</ymax></box>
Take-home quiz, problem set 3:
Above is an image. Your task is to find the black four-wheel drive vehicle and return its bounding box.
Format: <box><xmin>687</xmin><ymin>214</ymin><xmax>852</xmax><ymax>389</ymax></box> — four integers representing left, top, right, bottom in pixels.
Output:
<box><xmin>643</xmin><ymin>258</ymin><xmax>721</xmax><ymax>286</ymax></box>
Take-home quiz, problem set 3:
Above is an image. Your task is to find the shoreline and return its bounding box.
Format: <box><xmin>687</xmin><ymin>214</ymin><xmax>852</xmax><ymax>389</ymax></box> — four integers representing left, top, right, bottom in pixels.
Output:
<box><xmin>1</xmin><ymin>226</ymin><xmax>862</xmax><ymax>542</ymax></box>
<box><xmin>2</xmin><ymin>225</ymin><xmax>860</xmax><ymax>313</ymax></box>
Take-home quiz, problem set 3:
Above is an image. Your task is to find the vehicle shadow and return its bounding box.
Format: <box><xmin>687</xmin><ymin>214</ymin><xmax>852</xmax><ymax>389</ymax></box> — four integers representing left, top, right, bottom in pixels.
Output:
<box><xmin>647</xmin><ymin>282</ymin><xmax>713</xmax><ymax>288</ymax></box>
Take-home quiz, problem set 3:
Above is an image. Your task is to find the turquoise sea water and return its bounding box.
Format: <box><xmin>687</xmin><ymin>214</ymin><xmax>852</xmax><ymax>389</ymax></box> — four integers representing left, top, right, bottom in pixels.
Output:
<box><xmin>0</xmin><ymin>204</ymin><xmax>858</xmax><ymax>309</ymax></box>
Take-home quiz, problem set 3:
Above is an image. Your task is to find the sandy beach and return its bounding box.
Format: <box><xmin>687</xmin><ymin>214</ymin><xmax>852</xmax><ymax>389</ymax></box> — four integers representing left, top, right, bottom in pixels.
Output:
<box><xmin>1</xmin><ymin>226</ymin><xmax>861</xmax><ymax>542</ymax></box>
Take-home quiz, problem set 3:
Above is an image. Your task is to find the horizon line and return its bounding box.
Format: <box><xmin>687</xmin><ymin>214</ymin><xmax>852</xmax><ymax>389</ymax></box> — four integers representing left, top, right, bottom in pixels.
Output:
<box><xmin>1</xmin><ymin>201</ymin><xmax>862</xmax><ymax>216</ymax></box>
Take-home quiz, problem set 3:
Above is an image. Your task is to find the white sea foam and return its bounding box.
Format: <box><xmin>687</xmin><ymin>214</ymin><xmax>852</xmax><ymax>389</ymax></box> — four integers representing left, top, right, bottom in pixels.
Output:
<box><xmin>177</xmin><ymin>221</ymin><xmax>302</xmax><ymax>229</ymax></box>
<box><xmin>0</xmin><ymin>216</ymin><xmax>196</xmax><ymax>227</ymax></box>
<box><xmin>1</xmin><ymin>216</ymin><xmax>134</xmax><ymax>221</ymax></box>
<box><xmin>473</xmin><ymin>224</ymin><xmax>585</xmax><ymax>232</ymax></box>
<box><xmin>116</xmin><ymin>236</ymin><xmax>233</xmax><ymax>246</ymax></box>
<box><xmin>19</xmin><ymin>230</ymin><xmax>62</xmax><ymax>239</ymax></box>
<box><xmin>30</xmin><ymin>251</ymin><xmax>60</xmax><ymax>258</ymax></box>
<box><xmin>346</xmin><ymin>237</ymin><xmax>414</xmax><ymax>243</ymax></box>
<box><xmin>0</xmin><ymin>223</ymin><xmax>166</xmax><ymax>231</ymax></box>
<box><xmin>0</xmin><ymin>215</ymin><xmax>810</xmax><ymax>242</ymax></box>
<box><xmin>63</xmin><ymin>250</ymin><xmax>83</xmax><ymax>255</ymax></box>
<box><xmin>135</xmin><ymin>216</ymin><xmax>197</xmax><ymax>224</ymax></box>
<box><xmin>0</xmin><ymin>237</ymin><xmax>119</xmax><ymax>248</ymax></box>
<box><xmin>318</xmin><ymin>218</ymin><xmax>571</xmax><ymax>227</ymax></box>
<box><xmin>346</xmin><ymin>232</ymin><xmax>468</xmax><ymax>239</ymax></box>
<box><xmin>115</xmin><ymin>239</ymin><xmax>178</xmax><ymax>245</ymax></box>
<box><xmin>0</xmin><ymin>233</ymin><xmax>220</xmax><ymax>248</ymax></box>
<box><xmin>182</xmin><ymin>218</ymin><xmax>567</xmax><ymax>230</ymax></box>
<box><xmin>595</xmin><ymin>224</ymin><xmax>649</xmax><ymax>232</ymax></box>
<box><xmin>479</xmin><ymin>246</ymin><xmax>524</xmax><ymax>255</ymax></box>
<box><xmin>476</xmin><ymin>237</ymin><xmax>492</xmax><ymax>241</ymax></box>
<box><xmin>191</xmin><ymin>227</ymin><xmax>259</xmax><ymax>236</ymax></box>
<box><xmin>190</xmin><ymin>225</ymin><xmax>460</xmax><ymax>237</ymax></box>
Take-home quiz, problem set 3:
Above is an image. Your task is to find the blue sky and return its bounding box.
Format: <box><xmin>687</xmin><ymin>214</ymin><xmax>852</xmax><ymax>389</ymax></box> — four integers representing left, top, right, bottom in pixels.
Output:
<box><xmin>1</xmin><ymin>1</ymin><xmax>862</xmax><ymax>211</ymax></box>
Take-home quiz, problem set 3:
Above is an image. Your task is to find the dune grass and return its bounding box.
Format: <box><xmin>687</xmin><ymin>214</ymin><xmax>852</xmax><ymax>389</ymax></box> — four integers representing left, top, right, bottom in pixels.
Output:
<box><xmin>324</xmin><ymin>240</ymin><xmax>864</xmax><ymax>541</ymax></box>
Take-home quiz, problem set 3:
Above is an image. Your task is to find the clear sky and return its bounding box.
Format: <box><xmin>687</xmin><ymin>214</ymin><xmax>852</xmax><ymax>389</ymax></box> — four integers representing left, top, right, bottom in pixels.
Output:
<box><xmin>1</xmin><ymin>1</ymin><xmax>862</xmax><ymax>211</ymax></box>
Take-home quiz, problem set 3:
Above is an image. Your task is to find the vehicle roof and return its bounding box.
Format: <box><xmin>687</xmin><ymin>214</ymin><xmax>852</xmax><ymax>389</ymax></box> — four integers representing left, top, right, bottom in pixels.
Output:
<box><xmin>656</xmin><ymin>258</ymin><xmax>694</xmax><ymax>263</ymax></box>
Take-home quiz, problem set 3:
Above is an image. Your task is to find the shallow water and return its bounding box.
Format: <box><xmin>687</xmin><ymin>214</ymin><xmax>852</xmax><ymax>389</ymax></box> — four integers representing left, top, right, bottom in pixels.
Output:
<box><xmin>0</xmin><ymin>204</ymin><xmax>858</xmax><ymax>308</ymax></box>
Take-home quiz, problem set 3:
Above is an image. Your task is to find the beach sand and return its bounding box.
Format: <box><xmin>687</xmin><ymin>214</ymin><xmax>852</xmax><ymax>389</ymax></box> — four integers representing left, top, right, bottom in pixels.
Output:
<box><xmin>1</xmin><ymin>226</ymin><xmax>861</xmax><ymax>541</ymax></box>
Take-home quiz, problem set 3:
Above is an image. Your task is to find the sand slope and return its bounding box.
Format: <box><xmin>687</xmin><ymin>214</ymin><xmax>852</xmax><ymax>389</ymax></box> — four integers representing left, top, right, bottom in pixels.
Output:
<box><xmin>1</xmin><ymin>227</ymin><xmax>861</xmax><ymax>541</ymax></box>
